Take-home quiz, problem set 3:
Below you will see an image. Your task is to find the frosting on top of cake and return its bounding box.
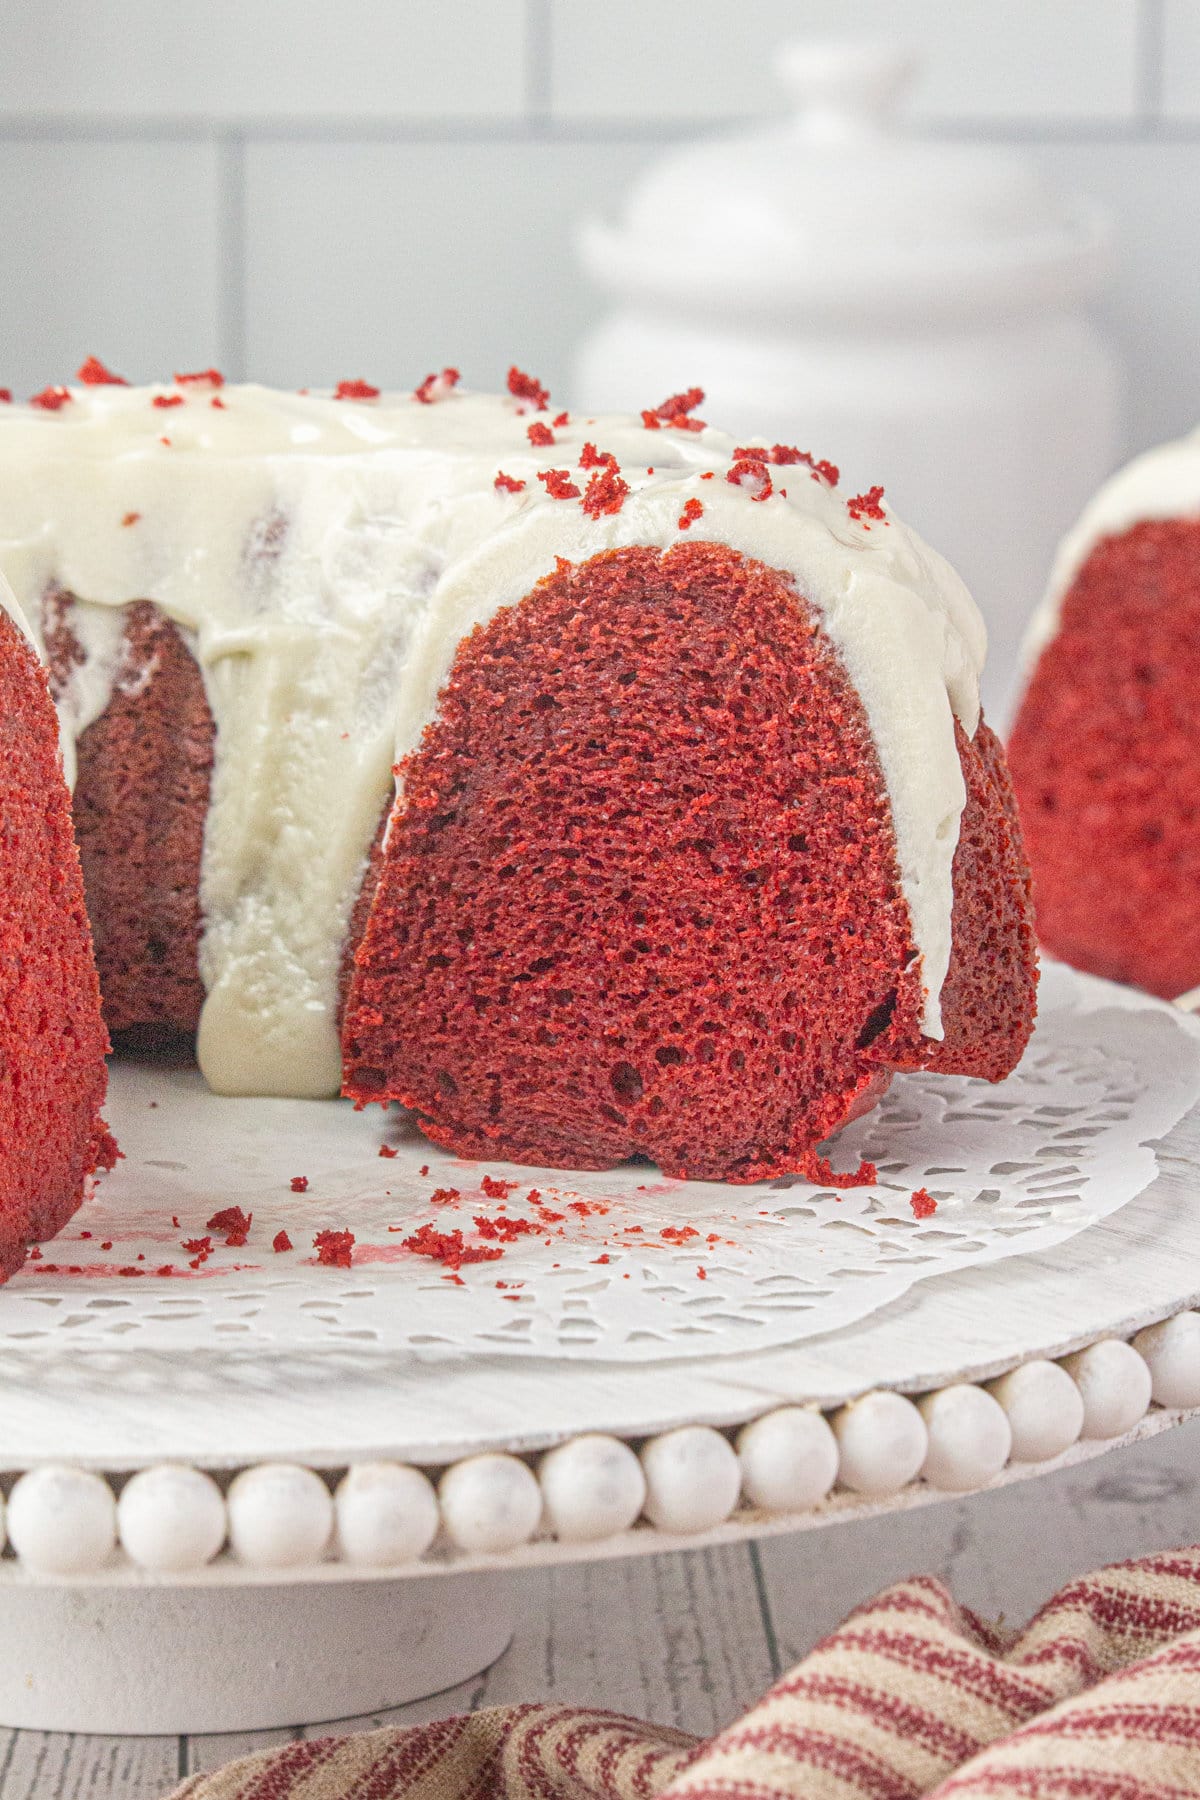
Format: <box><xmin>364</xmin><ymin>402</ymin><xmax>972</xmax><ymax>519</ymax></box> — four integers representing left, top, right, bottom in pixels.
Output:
<box><xmin>0</xmin><ymin>378</ymin><xmax>986</xmax><ymax>1096</ymax></box>
<box><xmin>1026</xmin><ymin>426</ymin><xmax>1200</xmax><ymax>663</ymax></box>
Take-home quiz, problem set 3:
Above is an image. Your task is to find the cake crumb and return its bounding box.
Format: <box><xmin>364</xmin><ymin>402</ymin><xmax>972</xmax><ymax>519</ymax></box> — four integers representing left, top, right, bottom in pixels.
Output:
<box><xmin>910</xmin><ymin>1187</ymin><xmax>938</xmax><ymax>1220</ymax></box>
<box><xmin>290</xmin><ymin>1175</ymin><xmax>309</xmax><ymax>1193</ymax></box>
<box><xmin>313</xmin><ymin>1228</ymin><xmax>355</xmax><ymax>1268</ymax></box>
<box><xmin>273</xmin><ymin>1230</ymin><xmax>294</xmax><ymax>1253</ymax></box>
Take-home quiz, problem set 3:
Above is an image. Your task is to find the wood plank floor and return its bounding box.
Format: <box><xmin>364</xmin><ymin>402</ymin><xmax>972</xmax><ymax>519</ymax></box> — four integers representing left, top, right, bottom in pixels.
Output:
<box><xmin>6</xmin><ymin>1417</ymin><xmax>1200</xmax><ymax>1800</ymax></box>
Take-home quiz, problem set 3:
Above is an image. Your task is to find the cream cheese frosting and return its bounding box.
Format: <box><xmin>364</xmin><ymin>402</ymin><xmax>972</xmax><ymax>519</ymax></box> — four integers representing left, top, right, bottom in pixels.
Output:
<box><xmin>1025</xmin><ymin>426</ymin><xmax>1200</xmax><ymax>665</ymax></box>
<box><xmin>0</xmin><ymin>379</ymin><xmax>986</xmax><ymax>1096</ymax></box>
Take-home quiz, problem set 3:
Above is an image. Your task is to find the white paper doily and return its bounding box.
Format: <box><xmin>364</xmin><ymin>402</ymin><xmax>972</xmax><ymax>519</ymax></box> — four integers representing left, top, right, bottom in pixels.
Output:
<box><xmin>5</xmin><ymin>962</ymin><xmax>1199</xmax><ymax>1363</ymax></box>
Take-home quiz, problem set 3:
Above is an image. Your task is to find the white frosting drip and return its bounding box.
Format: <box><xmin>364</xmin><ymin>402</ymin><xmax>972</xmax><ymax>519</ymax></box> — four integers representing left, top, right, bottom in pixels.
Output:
<box><xmin>1026</xmin><ymin>426</ymin><xmax>1200</xmax><ymax>664</ymax></box>
<box><xmin>0</xmin><ymin>381</ymin><xmax>985</xmax><ymax>1096</ymax></box>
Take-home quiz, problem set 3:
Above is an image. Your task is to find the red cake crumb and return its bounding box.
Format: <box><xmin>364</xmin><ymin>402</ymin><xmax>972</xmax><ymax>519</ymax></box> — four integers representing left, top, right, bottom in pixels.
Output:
<box><xmin>553</xmin><ymin>412</ymin><xmax>570</xmax><ymax>428</ymax></box>
<box><xmin>313</xmin><ymin>1227</ymin><xmax>355</xmax><ymax>1267</ymax></box>
<box><xmin>538</xmin><ymin>468</ymin><xmax>581</xmax><ymax>501</ymax></box>
<box><xmin>799</xmin><ymin>1151</ymin><xmax>878</xmax><ymax>1188</ymax></box>
<box><xmin>0</xmin><ymin>390</ymin><xmax>11</xmax><ymax>403</ymax></box>
<box><xmin>579</xmin><ymin>443</ymin><xmax>617</xmax><ymax>471</ymax></box>
<box><xmin>726</xmin><ymin>458</ymin><xmax>773</xmax><ymax>502</ymax></box>
<box><xmin>678</xmin><ymin>498</ymin><xmax>704</xmax><ymax>531</ymax></box>
<box><xmin>581</xmin><ymin>466</ymin><xmax>630</xmax><ymax>519</ymax></box>
<box><xmin>641</xmin><ymin>388</ymin><xmax>706</xmax><ymax>432</ymax></box>
<box><xmin>206</xmin><ymin>1205</ymin><xmax>251</xmax><ymax>1247</ymax></box>
<box><xmin>378</xmin><ymin>1144</ymin><xmax>397</xmax><ymax>1158</ymax></box>
<box><xmin>480</xmin><ymin>1175</ymin><xmax>518</xmax><ymax>1199</ymax></box>
<box><xmin>29</xmin><ymin>386</ymin><xmax>72</xmax><ymax>411</ymax></box>
<box><xmin>159</xmin><ymin>436</ymin><xmax>171</xmax><ymax>446</ymax></box>
<box><xmin>847</xmin><ymin>486</ymin><xmax>887</xmax><ymax>524</ymax></box>
<box><xmin>401</xmin><ymin>1223</ymin><xmax>503</xmax><ymax>1270</ymax></box>
<box><xmin>507</xmin><ymin>365</ymin><xmax>550</xmax><ymax>411</ymax></box>
<box><xmin>474</xmin><ymin>1213</ymin><xmax>539</xmax><ymax>1242</ymax></box>
<box><xmin>527</xmin><ymin>421</ymin><xmax>555</xmax><ymax>447</ymax></box>
<box><xmin>429</xmin><ymin>1187</ymin><xmax>461</xmax><ymax>1206</ymax></box>
<box><xmin>910</xmin><ymin>1187</ymin><xmax>938</xmax><ymax>1219</ymax></box>
<box><xmin>152</xmin><ymin>394</ymin><xmax>183</xmax><ymax>409</ymax></box>
<box><xmin>419</xmin><ymin>1165</ymin><xmax>429</xmax><ymax>1177</ymax></box>
<box><xmin>697</xmin><ymin>1266</ymin><xmax>707</xmax><ymax>1280</ymax></box>
<box><xmin>660</xmin><ymin>1224</ymin><xmax>700</xmax><ymax>1243</ymax></box>
<box><xmin>211</xmin><ymin>395</ymin><xmax>226</xmax><ymax>409</ymax></box>
<box><xmin>77</xmin><ymin>356</ymin><xmax>129</xmax><ymax>386</ymax></box>
<box><xmin>101</xmin><ymin>1241</ymin><xmax>112</xmax><ymax>1251</ymax></box>
<box><xmin>735</xmin><ymin>444</ymin><xmax>839</xmax><ymax>487</ymax></box>
<box><xmin>494</xmin><ymin>471</ymin><xmax>526</xmax><ymax>494</ymax></box>
<box><xmin>176</xmin><ymin>368</ymin><xmax>225</xmax><ymax>387</ymax></box>
<box><xmin>121</xmin><ymin>512</ymin><xmax>141</xmax><ymax>527</ymax></box>
<box><xmin>273</xmin><ymin>1230</ymin><xmax>293</xmax><ymax>1253</ymax></box>
<box><xmin>290</xmin><ymin>1175</ymin><xmax>309</xmax><ymax>1193</ymax></box>
<box><xmin>183</xmin><ymin>1235</ymin><xmax>211</xmax><ymax>1262</ymax></box>
<box><xmin>334</xmin><ymin>379</ymin><xmax>380</xmax><ymax>401</ymax></box>
<box><xmin>413</xmin><ymin>367</ymin><xmax>460</xmax><ymax>404</ymax></box>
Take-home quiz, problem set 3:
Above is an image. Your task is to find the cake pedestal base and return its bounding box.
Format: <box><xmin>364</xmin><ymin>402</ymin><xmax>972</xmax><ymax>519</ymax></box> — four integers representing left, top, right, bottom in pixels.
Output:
<box><xmin>0</xmin><ymin>1569</ymin><xmax>514</xmax><ymax>1735</ymax></box>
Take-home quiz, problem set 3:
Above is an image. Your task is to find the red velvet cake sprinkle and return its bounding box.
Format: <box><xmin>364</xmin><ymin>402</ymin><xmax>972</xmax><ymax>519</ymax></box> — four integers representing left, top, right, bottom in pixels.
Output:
<box><xmin>0</xmin><ymin>390</ymin><xmax>11</xmax><ymax>403</ymax></box>
<box><xmin>910</xmin><ymin>1187</ymin><xmax>938</xmax><ymax>1219</ymax></box>
<box><xmin>77</xmin><ymin>356</ymin><xmax>129</xmax><ymax>386</ymax></box>
<box><xmin>726</xmin><ymin>457</ymin><xmax>773</xmax><ymax>502</ymax></box>
<box><xmin>553</xmin><ymin>412</ymin><xmax>570</xmax><ymax>428</ymax></box>
<box><xmin>507</xmin><ymin>365</ymin><xmax>550</xmax><ymax>411</ymax></box>
<box><xmin>413</xmin><ymin>367</ymin><xmax>460</xmax><ymax>405</ymax></box>
<box><xmin>121</xmin><ymin>512</ymin><xmax>141</xmax><ymax>527</ymax></box>
<box><xmin>678</xmin><ymin>497</ymin><xmax>704</xmax><ymax>531</ymax></box>
<box><xmin>527</xmin><ymin>421</ymin><xmax>555</xmax><ymax>447</ymax></box>
<box><xmin>273</xmin><ymin>1230</ymin><xmax>293</xmax><ymax>1253</ymax></box>
<box><xmin>494</xmin><ymin>471</ymin><xmax>526</xmax><ymax>493</ymax></box>
<box><xmin>429</xmin><ymin>1187</ymin><xmax>461</xmax><ymax>1206</ymax></box>
<box><xmin>480</xmin><ymin>1175</ymin><xmax>518</xmax><ymax>1199</ymax></box>
<box><xmin>799</xmin><ymin>1151</ymin><xmax>878</xmax><ymax>1188</ymax></box>
<box><xmin>474</xmin><ymin>1213</ymin><xmax>538</xmax><ymax>1241</ymax></box>
<box><xmin>538</xmin><ymin>468</ymin><xmax>581</xmax><ymax>501</ymax></box>
<box><xmin>314</xmin><ymin>1227</ymin><xmax>355</xmax><ymax>1267</ymax></box>
<box><xmin>378</xmin><ymin>1143</ymin><xmax>397</xmax><ymax>1158</ymax></box>
<box><xmin>152</xmin><ymin>394</ymin><xmax>184</xmax><ymax>408</ymax></box>
<box><xmin>847</xmin><ymin>485</ymin><xmax>887</xmax><ymax>523</ymax></box>
<box><xmin>290</xmin><ymin>1175</ymin><xmax>309</xmax><ymax>1193</ymax></box>
<box><xmin>578</xmin><ymin>442</ymin><xmax>618</xmax><ymax>471</ymax></box>
<box><xmin>641</xmin><ymin>387</ymin><xmax>706</xmax><ymax>432</ymax></box>
<box><xmin>206</xmin><ymin>1205</ymin><xmax>252</xmax><ymax>1247</ymax></box>
<box><xmin>334</xmin><ymin>379</ymin><xmax>381</xmax><ymax>401</ymax></box>
<box><xmin>419</xmin><ymin>1165</ymin><xmax>429</xmax><ymax>1177</ymax></box>
<box><xmin>211</xmin><ymin>396</ymin><xmax>226</xmax><ymax>409</ymax></box>
<box><xmin>734</xmin><ymin>444</ymin><xmax>839</xmax><ymax>487</ymax></box>
<box><xmin>29</xmin><ymin>387</ymin><xmax>72</xmax><ymax>411</ymax></box>
<box><xmin>182</xmin><ymin>1235</ymin><xmax>211</xmax><ymax>1260</ymax></box>
<box><xmin>581</xmin><ymin>466</ymin><xmax>630</xmax><ymax>519</ymax></box>
<box><xmin>401</xmin><ymin>1223</ymin><xmax>502</xmax><ymax>1269</ymax></box>
<box><xmin>175</xmin><ymin>368</ymin><xmax>225</xmax><ymax>387</ymax></box>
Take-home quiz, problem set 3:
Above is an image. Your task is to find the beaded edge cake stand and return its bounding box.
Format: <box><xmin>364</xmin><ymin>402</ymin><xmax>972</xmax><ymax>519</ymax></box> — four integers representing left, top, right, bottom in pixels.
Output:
<box><xmin>4</xmin><ymin>1007</ymin><xmax>1200</xmax><ymax>1733</ymax></box>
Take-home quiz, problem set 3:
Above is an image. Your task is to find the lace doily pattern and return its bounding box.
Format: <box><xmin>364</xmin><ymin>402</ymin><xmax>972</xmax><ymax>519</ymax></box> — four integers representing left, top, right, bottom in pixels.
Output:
<box><xmin>5</xmin><ymin>963</ymin><xmax>1199</xmax><ymax>1362</ymax></box>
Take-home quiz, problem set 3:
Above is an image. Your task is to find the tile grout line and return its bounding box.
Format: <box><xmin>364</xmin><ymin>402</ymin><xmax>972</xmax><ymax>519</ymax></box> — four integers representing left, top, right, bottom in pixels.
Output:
<box><xmin>215</xmin><ymin>131</ymin><xmax>247</xmax><ymax>382</ymax></box>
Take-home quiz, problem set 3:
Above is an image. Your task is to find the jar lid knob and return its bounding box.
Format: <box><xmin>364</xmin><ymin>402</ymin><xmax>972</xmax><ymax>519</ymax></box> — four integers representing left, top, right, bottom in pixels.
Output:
<box><xmin>773</xmin><ymin>40</ymin><xmax>916</xmax><ymax>144</ymax></box>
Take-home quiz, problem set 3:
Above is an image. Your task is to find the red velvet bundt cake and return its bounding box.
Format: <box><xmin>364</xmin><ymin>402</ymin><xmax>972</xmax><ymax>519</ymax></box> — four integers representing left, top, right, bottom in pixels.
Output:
<box><xmin>0</xmin><ymin>590</ymin><xmax>114</xmax><ymax>1275</ymax></box>
<box><xmin>1009</xmin><ymin>433</ymin><xmax>1200</xmax><ymax>999</ymax></box>
<box><xmin>0</xmin><ymin>362</ymin><xmax>1037</xmax><ymax>1213</ymax></box>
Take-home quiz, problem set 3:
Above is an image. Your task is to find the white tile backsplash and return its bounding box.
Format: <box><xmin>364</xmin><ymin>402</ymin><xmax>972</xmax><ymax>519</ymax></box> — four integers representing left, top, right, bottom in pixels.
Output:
<box><xmin>0</xmin><ymin>141</ymin><xmax>222</xmax><ymax>396</ymax></box>
<box><xmin>0</xmin><ymin>0</ymin><xmax>528</xmax><ymax>121</ymax></box>
<box><xmin>0</xmin><ymin>0</ymin><xmax>1191</xmax><ymax>489</ymax></box>
<box><xmin>550</xmin><ymin>0</ymin><xmax>1143</xmax><ymax>123</ymax></box>
<box><xmin>243</xmin><ymin>139</ymin><xmax>653</xmax><ymax>400</ymax></box>
<box><xmin>1161</xmin><ymin>1</ymin><xmax>1200</xmax><ymax>119</ymax></box>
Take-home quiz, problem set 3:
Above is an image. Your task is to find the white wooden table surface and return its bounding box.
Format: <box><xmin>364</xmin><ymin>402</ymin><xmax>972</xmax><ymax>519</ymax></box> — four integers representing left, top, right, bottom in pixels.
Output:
<box><xmin>7</xmin><ymin>1416</ymin><xmax>1200</xmax><ymax>1799</ymax></box>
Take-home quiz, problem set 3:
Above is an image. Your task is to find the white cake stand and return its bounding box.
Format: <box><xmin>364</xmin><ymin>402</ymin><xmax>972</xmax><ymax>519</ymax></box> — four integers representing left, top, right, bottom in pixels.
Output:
<box><xmin>3</xmin><ymin>968</ymin><xmax>1200</xmax><ymax>1734</ymax></box>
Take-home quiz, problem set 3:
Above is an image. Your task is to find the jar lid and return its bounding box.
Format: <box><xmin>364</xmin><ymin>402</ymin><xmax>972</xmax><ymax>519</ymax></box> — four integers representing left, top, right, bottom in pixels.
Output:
<box><xmin>580</xmin><ymin>42</ymin><xmax>1110</xmax><ymax>321</ymax></box>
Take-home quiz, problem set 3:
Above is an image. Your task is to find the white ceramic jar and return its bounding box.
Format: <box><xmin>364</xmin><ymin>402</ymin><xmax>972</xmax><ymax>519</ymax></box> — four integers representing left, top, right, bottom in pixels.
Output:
<box><xmin>574</xmin><ymin>42</ymin><xmax>1123</xmax><ymax>721</ymax></box>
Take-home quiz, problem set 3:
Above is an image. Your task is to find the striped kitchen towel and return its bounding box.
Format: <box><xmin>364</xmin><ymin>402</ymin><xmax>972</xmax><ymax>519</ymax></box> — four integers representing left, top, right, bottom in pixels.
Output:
<box><xmin>169</xmin><ymin>1545</ymin><xmax>1200</xmax><ymax>1799</ymax></box>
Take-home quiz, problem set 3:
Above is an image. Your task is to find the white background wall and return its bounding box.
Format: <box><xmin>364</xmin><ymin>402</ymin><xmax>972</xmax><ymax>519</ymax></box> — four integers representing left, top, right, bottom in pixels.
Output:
<box><xmin>0</xmin><ymin>0</ymin><xmax>1196</xmax><ymax>464</ymax></box>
